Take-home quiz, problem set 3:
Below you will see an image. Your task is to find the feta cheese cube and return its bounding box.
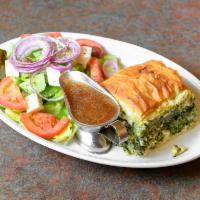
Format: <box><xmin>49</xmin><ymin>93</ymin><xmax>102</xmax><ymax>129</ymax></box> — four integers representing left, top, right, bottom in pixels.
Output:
<box><xmin>76</xmin><ymin>46</ymin><xmax>92</xmax><ymax>68</ymax></box>
<box><xmin>25</xmin><ymin>93</ymin><xmax>43</xmax><ymax>113</ymax></box>
<box><xmin>5</xmin><ymin>60</ymin><xmax>19</xmax><ymax>77</ymax></box>
<box><xmin>46</xmin><ymin>67</ymin><xmax>61</xmax><ymax>86</ymax></box>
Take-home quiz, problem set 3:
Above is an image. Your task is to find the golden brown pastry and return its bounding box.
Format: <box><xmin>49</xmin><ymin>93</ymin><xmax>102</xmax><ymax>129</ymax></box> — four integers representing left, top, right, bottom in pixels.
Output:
<box><xmin>102</xmin><ymin>60</ymin><xmax>186</xmax><ymax>119</ymax></box>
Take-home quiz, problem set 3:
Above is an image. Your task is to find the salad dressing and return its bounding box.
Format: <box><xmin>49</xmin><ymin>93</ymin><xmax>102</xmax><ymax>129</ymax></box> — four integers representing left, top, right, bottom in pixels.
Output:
<box><xmin>62</xmin><ymin>80</ymin><xmax>118</xmax><ymax>125</ymax></box>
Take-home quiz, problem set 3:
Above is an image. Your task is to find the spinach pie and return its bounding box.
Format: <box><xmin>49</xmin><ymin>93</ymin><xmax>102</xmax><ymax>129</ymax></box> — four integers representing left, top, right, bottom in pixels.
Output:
<box><xmin>102</xmin><ymin>60</ymin><xmax>196</xmax><ymax>156</ymax></box>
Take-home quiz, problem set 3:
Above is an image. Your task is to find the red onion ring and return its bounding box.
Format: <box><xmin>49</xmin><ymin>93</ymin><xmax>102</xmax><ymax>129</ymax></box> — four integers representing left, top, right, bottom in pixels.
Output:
<box><xmin>10</xmin><ymin>35</ymin><xmax>57</xmax><ymax>72</ymax></box>
<box><xmin>102</xmin><ymin>60</ymin><xmax>119</xmax><ymax>78</ymax></box>
<box><xmin>51</xmin><ymin>38</ymin><xmax>80</xmax><ymax>64</ymax></box>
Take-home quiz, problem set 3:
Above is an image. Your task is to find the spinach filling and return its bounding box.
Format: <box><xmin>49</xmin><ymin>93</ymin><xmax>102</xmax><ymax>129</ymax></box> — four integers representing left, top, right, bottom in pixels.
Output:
<box><xmin>122</xmin><ymin>102</ymin><xmax>196</xmax><ymax>156</ymax></box>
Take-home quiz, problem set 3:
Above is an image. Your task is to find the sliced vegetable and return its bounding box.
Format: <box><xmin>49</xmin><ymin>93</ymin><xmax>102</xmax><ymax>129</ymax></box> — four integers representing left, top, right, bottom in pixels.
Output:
<box><xmin>40</xmin><ymin>85</ymin><xmax>63</xmax><ymax>101</ymax></box>
<box><xmin>19</xmin><ymin>79</ymin><xmax>33</xmax><ymax>94</ymax></box>
<box><xmin>44</xmin><ymin>101</ymin><xmax>68</xmax><ymax>119</ymax></box>
<box><xmin>52</xmin><ymin>121</ymin><xmax>77</xmax><ymax>143</ymax></box>
<box><xmin>10</xmin><ymin>35</ymin><xmax>56</xmax><ymax>72</ymax></box>
<box><xmin>20</xmin><ymin>32</ymin><xmax>62</xmax><ymax>38</ymax></box>
<box><xmin>31</xmin><ymin>72</ymin><xmax>46</xmax><ymax>92</ymax></box>
<box><xmin>77</xmin><ymin>39</ymin><xmax>104</xmax><ymax>58</ymax></box>
<box><xmin>0</xmin><ymin>77</ymin><xmax>27</xmax><ymax>111</ymax></box>
<box><xmin>20</xmin><ymin>33</ymin><xmax>32</xmax><ymax>38</ymax></box>
<box><xmin>45</xmin><ymin>32</ymin><xmax>62</xmax><ymax>38</ymax></box>
<box><xmin>58</xmin><ymin>106</ymin><xmax>68</xmax><ymax>119</ymax></box>
<box><xmin>88</xmin><ymin>57</ymin><xmax>104</xmax><ymax>83</ymax></box>
<box><xmin>5</xmin><ymin>108</ymin><xmax>20</xmax><ymax>123</ymax></box>
<box><xmin>100</xmin><ymin>54</ymin><xmax>118</xmax><ymax>65</ymax></box>
<box><xmin>102</xmin><ymin>60</ymin><xmax>119</xmax><ymax>78</ymax></box>
<box><xmin>20</xmin><ymin>112</ymin><xmax>69</xmax><ymax>139</ymax></box>
<box><xmin>20</xmin><ymin>72</ymin><xmax>46</xmax><ymax>94</ymax></box>
<box><xmin>51</xmin><ymin>38</ymin><xmax>80</xmax><ymax>64</ymax></box>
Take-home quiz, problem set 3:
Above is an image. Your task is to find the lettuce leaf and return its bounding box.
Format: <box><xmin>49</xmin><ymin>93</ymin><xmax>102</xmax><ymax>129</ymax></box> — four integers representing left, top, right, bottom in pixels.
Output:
<box><xmin>44</xmin><ymin>100</ymin><xmax>68</xmax><ymax>120</ymax></box>
<box><xmin>52</xmin><ymin>121</ymin><xmax>77</xmax><ymax>143</ymax></box>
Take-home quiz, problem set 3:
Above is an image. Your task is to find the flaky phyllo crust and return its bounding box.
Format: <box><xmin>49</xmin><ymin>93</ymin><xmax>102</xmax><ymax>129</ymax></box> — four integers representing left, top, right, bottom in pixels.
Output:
<box><xmin>102</xmin><ymin>60</ymin><xmax>186</xmax><ymax>119</ymax></box>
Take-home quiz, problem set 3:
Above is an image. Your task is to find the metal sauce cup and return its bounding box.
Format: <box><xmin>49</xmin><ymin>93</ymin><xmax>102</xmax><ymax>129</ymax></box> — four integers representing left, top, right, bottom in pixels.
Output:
<box><xmin>59</xmin><ymin>71</ymin><xmax>128</xmax><ymax>153</ymax></box>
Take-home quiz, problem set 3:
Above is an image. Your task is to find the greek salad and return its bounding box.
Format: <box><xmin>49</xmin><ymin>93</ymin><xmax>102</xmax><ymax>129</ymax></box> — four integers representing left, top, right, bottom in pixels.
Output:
<box><xmin>0</xmin><ymin>32</ymin><xmax>121</xmax><ymax>144</ymax></box>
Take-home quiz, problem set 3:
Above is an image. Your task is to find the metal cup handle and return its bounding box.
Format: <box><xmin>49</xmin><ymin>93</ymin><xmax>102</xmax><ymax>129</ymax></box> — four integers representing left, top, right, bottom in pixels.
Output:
<box><xmin>99</xmin><ymin>120</ymin><xmax>128</xmax><ymax>145</ymax></box>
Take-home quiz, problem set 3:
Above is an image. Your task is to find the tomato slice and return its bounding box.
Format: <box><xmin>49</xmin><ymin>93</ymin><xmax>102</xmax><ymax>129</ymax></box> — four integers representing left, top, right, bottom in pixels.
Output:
<box><xmin>45</xmin><ymin>32</ymin><xmax>62</xmax><ymax>38</ymax></box>
<box><xmin>20</xmin><ymin>112</ymin><xmax>69</xmax><ymax>139</ymax></box>
<box><xmin>77</xmin><ymin>39</ymin><xmax>104</xmax><ymax>58</ymax></box>
<box><xmin>88</xmin><ymin>58</ymin><xmax>104</xmax><ymax>83</ymax></box>
<box><xmin>20</xmin><ymin>33</ymin><xmax>32</xmax><ymax>38</ymax></box>
<box><xmin>0</xmin><ymin>77</ymin><xmax>27</xmax><ymax>111</ymax></box>
<box><xmin>20</xmin><ymin>32</ymin><xmax>61</xmax><ymax>38</ymax></box>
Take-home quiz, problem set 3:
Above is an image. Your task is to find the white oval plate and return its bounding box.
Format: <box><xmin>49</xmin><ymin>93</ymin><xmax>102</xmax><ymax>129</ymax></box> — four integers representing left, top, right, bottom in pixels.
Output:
<box><xmin>0</xmin><ymin>32</ymin><xmax>200</xmax><ymax>168</ymax></box>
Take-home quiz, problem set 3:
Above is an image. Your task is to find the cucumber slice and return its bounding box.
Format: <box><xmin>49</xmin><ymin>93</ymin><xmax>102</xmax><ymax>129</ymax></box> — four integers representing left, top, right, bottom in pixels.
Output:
<box><xmin>19</xmin><ymin>73</ymin><xmax>46</xmax><ymax>94</ymax></box>
<box><xmin>31</xmin><ymin>73</ymin><xmax>46</xmax><ymax>92</ymax></box>
<box><xmin>19</xmin><ymin>79</ymin><xmax>33</xmax><ymax>94</ymax></box>
<box><xmin>5</xmin><ymin>109</ymin><xmax>20</xmax><ymax>123</ymax></box>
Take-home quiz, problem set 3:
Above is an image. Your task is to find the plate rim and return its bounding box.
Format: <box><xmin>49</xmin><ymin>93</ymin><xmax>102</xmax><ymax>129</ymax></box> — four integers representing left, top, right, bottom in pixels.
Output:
<box><xmin>0</xmin><ymin>31</ymin><xmax>200</xmax><ymax>168</ymax></box>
